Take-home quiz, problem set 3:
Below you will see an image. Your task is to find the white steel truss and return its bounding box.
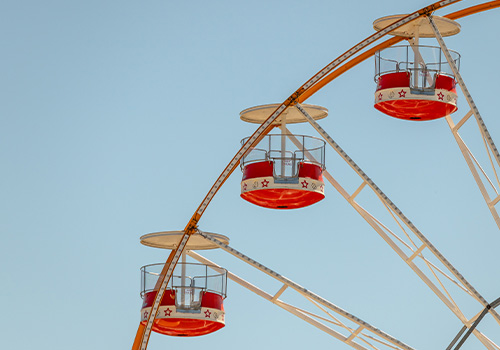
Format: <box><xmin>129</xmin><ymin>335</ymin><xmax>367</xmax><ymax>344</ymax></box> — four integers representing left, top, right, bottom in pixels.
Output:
<box><xmin>425</xmin><ymin>15</ymin><xmax>500</xmax><ymax>231</ymax></box>
<box><xmin>293</xmin><ymin>102</ymin><xmax>500</xmax><ymax>349</ymax></box>
<box><xmin>190</xmin><ymin>233</ymin><xmax>415</xmax><ymax>350</ymax></box>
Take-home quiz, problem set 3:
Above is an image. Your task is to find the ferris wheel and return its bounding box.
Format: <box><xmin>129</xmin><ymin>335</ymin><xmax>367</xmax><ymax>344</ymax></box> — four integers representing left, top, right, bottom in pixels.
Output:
<box><xmin>132</xmin><ymin>1</ymin><xmax>500</xmax><ymax>349</ymax></box>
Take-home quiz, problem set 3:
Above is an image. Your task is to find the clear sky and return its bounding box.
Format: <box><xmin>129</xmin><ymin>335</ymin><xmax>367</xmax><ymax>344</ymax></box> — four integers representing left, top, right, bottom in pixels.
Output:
<box><xmin>2</xmin><ymin>1</ymin><xmax>500</xmax><ymax>349</ymax></box>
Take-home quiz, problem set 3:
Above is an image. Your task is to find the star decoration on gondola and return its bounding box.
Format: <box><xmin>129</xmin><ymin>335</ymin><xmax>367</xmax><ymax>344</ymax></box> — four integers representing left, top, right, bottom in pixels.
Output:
<box><xmin>398</xmin><ymin>89</ymin><xmax>406</xmax><ymax>98</ymax></box>
<box><xmin>242</xmin><ymin>183</ymin><xmax>247</xmax><ymax>191</ymax></box>
<box><xmin>437</xmin><ymin>92</ymin><xmax>444</xmax><ymax>100</ymax></box>
<box><xmin>261</xmin><ymin>179</ymin><xmax>269</xmax><ymax>187</ymax></box>
<box><xmin>378</xmin><ymin>92</ymin><xmax>383</xmax><ymax>101</ymax></box>
<box><xmin>301</xmin><ymin>180</ymin><xmax>309</xmax><ymax>188</ymax></box>
<box><xmin>143</xmin><ymin>310</ymin><xmax>149</xmax><ymax>318</ymax></box>
<box><xmin>164</xmin><ymin>308</ymin><xmax>172</xmax><ymax>317</ymax></box>
<box><xmin>204</xmin><ymin>310</ymin><xmax>212</xmax><ymax>318</ymax></box>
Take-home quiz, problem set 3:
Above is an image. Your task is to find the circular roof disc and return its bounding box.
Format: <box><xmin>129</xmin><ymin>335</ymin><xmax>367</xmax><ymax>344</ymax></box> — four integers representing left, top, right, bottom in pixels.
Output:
<box><xmin>240</xmin><ymin>103</ymin><xmax>328</xmax><ymax>125</ymax></box>
<box><xmin>373</xmin><ymin>15</ymin><xmax>460</xmax><ymax>38</ymax></box>
<box><xmin>140</xmin><ymin>230</ymin><xmax>229</xmax><ymax>250</ymax></box>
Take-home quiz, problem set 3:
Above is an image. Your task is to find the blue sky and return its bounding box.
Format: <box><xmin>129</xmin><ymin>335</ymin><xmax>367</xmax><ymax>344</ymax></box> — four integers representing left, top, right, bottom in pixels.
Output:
<box><xmin>2</xmin><ymin>1</ymin><xmax>500</xmax><ymax>349</ymax></box>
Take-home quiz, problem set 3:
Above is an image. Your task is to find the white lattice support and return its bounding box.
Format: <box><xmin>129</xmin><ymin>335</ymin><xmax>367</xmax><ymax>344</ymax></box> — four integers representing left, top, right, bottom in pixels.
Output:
<box><xmin>276</xmin><ymin>302</ymin><xmax>367</xmax><ymax>350</ymax></box>
<box><xmin>286</xmin><ymin>132</ymin><xmax>465</xmax><ymax>315</ymax></box>
<box><xmin>491</xmin><ymin>195</ymin><xmax>500</xmax><ymax>208</ymax></box>
<box><xmin>272</xmin><ymin>284</ymin><xmax>289</xmax><ymax>302</ymax></box>
<box><xmin>406</xmin><ymin>244</ymin><xmax>427</xmax><ymax>263</ymax></box>
<box><xmin>190</xmin><ymin>235</ymin><xmax>415</xmax><ymax>350</ymax></box>
<box><xmin>294</xmin><ymin>103</ymin><xmax>500</xmax><ymax>347</ymax></box>
<box><xmin>287</xmin><ymin>128</ymin><xmax>477</xmax><ymax>300</ymax></box>
<box><xmin>445</xmin><ymin>115</ymin><xmax>500</xmax><ymax>228</ymax></box>
<box><xmin>187</xmin><ymin>250</ymin><xmax>411</xmax><ymax>350</ymax></box>
<box><xmin>427</xmin><ymin>15</ymin><xmax>500</xmax><ymax>230</ymax></box>
<box><xmin>451</xmin><ymin>109</ymin><xmax>474</xmax><ymax>133</ymax></box>
<box><xmin>346</xmin><ymin>326</ymin><xmax>365</xmax><ymax>343</ymax></box>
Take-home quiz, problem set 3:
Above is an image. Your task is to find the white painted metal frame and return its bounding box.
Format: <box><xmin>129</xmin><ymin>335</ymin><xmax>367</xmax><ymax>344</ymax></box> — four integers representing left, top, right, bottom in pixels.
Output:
<box><xmin>426</xmin><ymin>15</ymin><xmax>500</xmax><ymax>230</ymax></box>
<box><xmin>190</xmin><ymin>232</ymin><xmax>415</xmax><ymax>350</ymax></box>
<box><xmin>294</xmin><ymin>102</ymin><xmax>500</xmax><ymax>349</ymax></box>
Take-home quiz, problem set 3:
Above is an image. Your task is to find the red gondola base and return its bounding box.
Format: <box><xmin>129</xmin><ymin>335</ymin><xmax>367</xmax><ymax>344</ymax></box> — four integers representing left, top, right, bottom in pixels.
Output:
<box><xmin>374</xmin><ymin>72</ymin><xmax>458</xmax><ymax>121</ymax></box>
<box><xmin>241</xmin><ymin>161</ymin><xmax>325</xmax><ymax>209</ymax></box>
<box><xmin>141</xmin><ymin>290</ymin><xmax>225</xmax><ymax>337</ymax></box>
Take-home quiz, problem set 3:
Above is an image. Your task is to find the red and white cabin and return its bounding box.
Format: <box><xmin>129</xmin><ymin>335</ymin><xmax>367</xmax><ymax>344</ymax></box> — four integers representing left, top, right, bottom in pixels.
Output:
<box><xmin>372</xmin><ymin>15</ymin><xmax>462</xmax><ymax>121</ymax></box>
<box><xmin>375</xmin><ymin>70</ymin><xmax>457</xmax><ymax>120</ymax></box>
<box><xmin>140</xmin><ymin>260</ymin><xmax>227</xmax><ymax>337</ymax></box>
<box><xmin>241</xmin><ymin>160</ymin><xmax>324</xmax><ymax>209</ymax></box>
<box><xmin>374</xmin><ymin>45</ymin><xmax>460</xmax><ymax>121</ymax></box>
<box><xmin>140</xmin><ymin>289</ymin><xmax>225</xmax><ymax>337</ymax></box>
<box><xmin>240</xmin><ymin>134</ymin><xmax>326</xmax><ymax>209</ymax></box>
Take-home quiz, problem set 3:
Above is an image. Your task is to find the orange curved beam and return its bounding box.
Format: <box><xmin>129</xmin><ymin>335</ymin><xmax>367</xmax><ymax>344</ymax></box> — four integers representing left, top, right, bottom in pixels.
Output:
<box><xmin>299</xmin><ymin>0</ymin><xmax>500</xmax><ymax>103</ymax></box>
<box><xmin>132</xmin><ymin>324</ymin><xmax>146</xmax><ymax>350</ymax></box>
<box><xmin>446</xmin><ymin>0</ymin><xmax>500</xmax><ymax>19</ymax></box>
